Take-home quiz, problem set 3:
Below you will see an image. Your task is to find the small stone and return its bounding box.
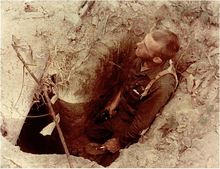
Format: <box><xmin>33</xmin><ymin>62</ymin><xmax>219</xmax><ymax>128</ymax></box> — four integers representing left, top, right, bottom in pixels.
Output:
<box><xmin>107</xmin><ymin>1</ymin><xmax>119</xmax><ymax>12</ymax></box>
<box><xmin>64</xmin><ymin>13</ymin><xmax>82</xmax><ymax>29</ymax></box>
<box><xmin>216</xmin><ymin>128</ymin><xmax>219</xmax><ymax>134</ymax></box>
<box><xmin>24</xmin><ymin>3</ymin><xmax>38</xmax><ymax>12</ymax></box>
<box><xmin>68</xmin><ymin>34</ymin><xmax>76</xmax><ymax>40</ymax></box>
<box><xmin>92</xmin><ymin>16</ymin><xmax>98</xmax><ymax>26</ymax></box>
<box><xmin>130</xmin><ymin>3</ymin><xmax>142</xmax><ymax>12</ymax></box>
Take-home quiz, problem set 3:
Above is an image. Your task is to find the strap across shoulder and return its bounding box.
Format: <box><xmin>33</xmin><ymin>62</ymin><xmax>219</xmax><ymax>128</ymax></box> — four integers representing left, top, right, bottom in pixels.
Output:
<box><xmin>140</xmin><ymin>60</ymin><xmax>178</xmax><ymax>99</ymax></box>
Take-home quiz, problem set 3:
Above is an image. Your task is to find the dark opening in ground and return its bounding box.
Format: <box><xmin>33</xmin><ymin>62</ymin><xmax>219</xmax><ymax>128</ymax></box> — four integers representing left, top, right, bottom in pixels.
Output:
<box><xmin>16</xmin><ymin>92</ymin><xmax>120</xmax><ymax>167</ymax></box>
<box><xmin>16</xmin><ymin>92</ymin><xmax>65</xmax><ymax>154</ymax></box>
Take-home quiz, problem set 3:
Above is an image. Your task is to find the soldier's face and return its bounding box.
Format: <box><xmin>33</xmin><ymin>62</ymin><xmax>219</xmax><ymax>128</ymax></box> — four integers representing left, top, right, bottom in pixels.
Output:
<box><xmin>136</xmin><ymin>33</ymin><xmax>162</xmax><ymax>61</ymax></box>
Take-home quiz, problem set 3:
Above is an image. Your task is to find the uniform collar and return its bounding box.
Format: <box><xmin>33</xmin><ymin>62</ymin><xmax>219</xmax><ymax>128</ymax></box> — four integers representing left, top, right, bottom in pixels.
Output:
<box><xmin>136</xmin><ymin>58</ymin><xmax>170</xmax><ymax>80</ymax></box>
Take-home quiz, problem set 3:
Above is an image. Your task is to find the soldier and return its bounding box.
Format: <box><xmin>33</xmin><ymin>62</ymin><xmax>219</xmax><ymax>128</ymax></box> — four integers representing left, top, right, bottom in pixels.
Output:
<box><xmin>86</xmin><ymin>29</ymin><xmax>180</xmax><ymax>163</ymax></box>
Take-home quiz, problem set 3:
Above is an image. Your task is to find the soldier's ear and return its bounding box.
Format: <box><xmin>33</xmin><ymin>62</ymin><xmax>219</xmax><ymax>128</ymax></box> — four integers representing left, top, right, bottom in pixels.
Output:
<box><xmin>153</xmin><ymin>57</ymin><xmax>162</xmax><ymax>64</ymax></box>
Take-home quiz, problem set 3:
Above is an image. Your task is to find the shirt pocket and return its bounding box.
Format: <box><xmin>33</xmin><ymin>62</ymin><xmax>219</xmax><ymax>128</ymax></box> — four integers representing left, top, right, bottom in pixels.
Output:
<box><xmin>127</xmin><ymin>83</ymin><xmax>145</xmax><ymax>106</ymax></box>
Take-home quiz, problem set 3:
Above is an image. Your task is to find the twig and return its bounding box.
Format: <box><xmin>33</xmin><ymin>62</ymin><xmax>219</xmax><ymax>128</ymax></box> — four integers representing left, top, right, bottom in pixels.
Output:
<box><xmin>150</xmin><ymin>23</ymin><xmax>156</xmax><ymax>33</ymax></box>
<box><xmin>11</xmin><ymin>43</ymin><xmax>40</xmax><ymax>84</ymax></box>
<box><xmin>100</xmin><ymin>57</ymin><xmax>123</xmax><ymax>70</ymax></box>
<box><xmin>2</xmin><ymin>155</ymin><xmax>22</xmax><ymax>168</ymax></box>
<box><xmin>91</xmin><ymin>49</ymin><xmax>123</xmax><ymax>70</ymax></box>
<box><xmin>42</xmin><ymin>86</ymin><xmax>73</xmax><ymax>168</ymax></box>
<box><xmin>26</xmin><ymin>113</ymin><xmax>50</xmax><ymax>118</ymax></box>
<box><xmin>202</xmin><ymin>47</ymin><xmax>213</xmax><ymax>66</ymax></box>
<box><xmin>11</xmin><ymin>42</ymin><xmax>73</xmax><ymax>168</ymax></box>
<box><xmin>13</xmin><ymin>66</ymin><xmax>25</xmax><ymax>107</ymax></box>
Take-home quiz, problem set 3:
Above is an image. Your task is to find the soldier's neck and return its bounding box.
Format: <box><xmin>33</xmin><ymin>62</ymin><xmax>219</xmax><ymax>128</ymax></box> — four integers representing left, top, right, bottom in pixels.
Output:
<box><xmin>143</xmin><ymin>60</ymin><xmax>159</xmax><ymax>69</ymax></box>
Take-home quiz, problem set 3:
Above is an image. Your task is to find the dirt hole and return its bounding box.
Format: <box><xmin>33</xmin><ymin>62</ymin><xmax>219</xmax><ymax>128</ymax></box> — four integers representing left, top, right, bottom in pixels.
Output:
<box><xmin>16</xmin><ymin>76</ymin><xmax>119</xmax><ymax>167</ymax></box>
<box><xmin>16</xmin><ymin>90</ymin><xmax>65</xmax><ymax>154</ymax></box>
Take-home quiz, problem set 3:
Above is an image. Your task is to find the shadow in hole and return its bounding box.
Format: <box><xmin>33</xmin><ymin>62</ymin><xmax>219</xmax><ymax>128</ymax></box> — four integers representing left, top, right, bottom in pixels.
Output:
<box><xmin>16</xmin><ymin>93</ymin><xmax>64</xmax><ymax>154</ymax></box>
<box><xmin>16</xmin><ymin>94</ymin><xmax>121</xmax><ymax>167</ymax></box>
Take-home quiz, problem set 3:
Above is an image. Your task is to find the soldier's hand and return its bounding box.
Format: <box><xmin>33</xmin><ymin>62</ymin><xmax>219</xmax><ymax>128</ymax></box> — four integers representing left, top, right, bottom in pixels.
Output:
<box><xmin>103</xmin><ymin>138</ymin><xmax>121</xmax><ymax>153</ymax></box>
<box><xmin>105</xmin><ymin>105</ymin><xmax>117</xmax><ymax>118</ymax></box>
<box><xmin>109</xmin><ymin>109</ymin><xmax>117</xmax><ymax>117</ymax></box>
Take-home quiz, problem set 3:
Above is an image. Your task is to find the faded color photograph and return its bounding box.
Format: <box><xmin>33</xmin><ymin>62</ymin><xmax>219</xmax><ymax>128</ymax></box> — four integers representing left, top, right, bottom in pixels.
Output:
<box><xmin>1</xmin><ymin>1</ymin><xmax>219</xmax><ymax>168</ymax></box>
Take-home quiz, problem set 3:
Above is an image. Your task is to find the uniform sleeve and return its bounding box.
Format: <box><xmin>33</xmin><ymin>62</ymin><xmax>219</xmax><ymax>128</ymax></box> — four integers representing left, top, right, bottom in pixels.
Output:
<box><xmin>119</xmin><ymin>75</ymin><xmax>176</xmax><ymax>147</ymax></box>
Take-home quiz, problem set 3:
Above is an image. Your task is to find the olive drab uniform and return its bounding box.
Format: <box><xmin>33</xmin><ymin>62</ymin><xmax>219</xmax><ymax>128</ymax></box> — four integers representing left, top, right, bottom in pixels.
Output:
<box><xmin>86</xmin><ymin>57</ymin><xmax>178</xmax><ymax>148</ymax></box>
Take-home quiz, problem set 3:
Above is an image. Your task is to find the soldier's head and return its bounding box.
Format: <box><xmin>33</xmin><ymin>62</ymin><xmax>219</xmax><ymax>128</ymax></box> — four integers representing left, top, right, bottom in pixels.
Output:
<box><xmin>136</xmin><ymin>29</ymin><xmax>179</xmax><ymax>64</ymax></box>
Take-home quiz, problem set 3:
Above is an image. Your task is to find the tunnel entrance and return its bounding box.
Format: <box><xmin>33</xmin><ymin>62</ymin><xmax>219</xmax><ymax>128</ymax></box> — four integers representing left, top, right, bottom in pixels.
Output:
<box><xmin>16</xmin><ymin>90</ymin><xmax>65</xmax><ymax>154</ymax></box>
<box><xmin>16</xmin><ymin>87</ymin><xmax>121</xmax><ymax>167</ymax></box>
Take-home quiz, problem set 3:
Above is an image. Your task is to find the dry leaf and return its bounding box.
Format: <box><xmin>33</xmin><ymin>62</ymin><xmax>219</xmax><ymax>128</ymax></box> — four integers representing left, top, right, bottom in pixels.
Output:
<box><xmin>206</xmin><ymin>89</ymin><xmax>219</xmax><ymax>106</ymax></box>
<box><xmin>24</xmin><ymin>3</ymin><xmax>38</xmax><ymax>12</ymax></box>
<box><xmin>160</xmin><ymin>116</ymin><xmax>179</xmax><ymax>137</ymax></box>
<box><xmin>201</xmin><ymin>71</ymin><xmax>215</xmax><ymax>89</ymax></box>
<box><xmin>209</xmin><ymin>48</ymin><xmax>219</xmax><ymax>57</ymax></box>
<box><xmin>207</xmin><ymin>157</ymin><xmax>219</xmax><ymax>168</ymax></box>
<box><xmin>12</xmin><ymin>35</ymin><xmax>34</xmax><ymax>64</ymax></box>
<box><xmin>193</xmin><ymin>79</ymin><xmax>202</xmax><ymax>91</ymax></box>
<box><xmin>206</xmin><ymin>104</ymin><xmax>214</xmax><ymax>114</ymax></box>
<box><xmin>186</xmin><ymin>74</ymin><xmax>195</xmax><ymax>93</ymax></box>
